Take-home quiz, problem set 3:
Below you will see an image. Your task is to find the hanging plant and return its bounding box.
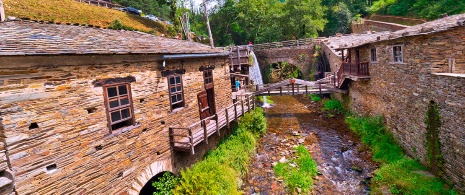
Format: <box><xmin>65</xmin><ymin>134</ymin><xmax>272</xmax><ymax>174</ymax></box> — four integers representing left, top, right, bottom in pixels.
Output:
<box><xmin>248</xmin><ymin>53</ymin><xmax>254</xmax><ymax>66</ymax></box>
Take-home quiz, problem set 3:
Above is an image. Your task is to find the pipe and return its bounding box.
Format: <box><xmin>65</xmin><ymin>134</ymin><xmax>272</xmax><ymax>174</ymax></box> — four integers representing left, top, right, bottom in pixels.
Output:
<box><xmin>161</xmin><ymin>52</ymin><xmax>230</xmax><ymax>60</ymax></box>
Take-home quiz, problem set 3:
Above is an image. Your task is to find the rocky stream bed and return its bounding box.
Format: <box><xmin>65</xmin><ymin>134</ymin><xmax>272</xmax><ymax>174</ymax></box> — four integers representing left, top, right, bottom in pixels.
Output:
<box><xmin>241</xmin><ymin>95</ymin><xmax>378</xmax><ymax>195</ymax></box>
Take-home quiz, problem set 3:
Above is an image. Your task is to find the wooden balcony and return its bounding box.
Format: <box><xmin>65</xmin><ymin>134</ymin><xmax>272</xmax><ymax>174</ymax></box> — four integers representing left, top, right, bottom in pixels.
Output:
<box><xmin>335</xmin><ymin>62</ymin><xmax>370</xmax><ymax>88</ymax></box>
<box><xmin>169</xmin><ymin>95</ymin><xmax>255</xmax><ymax>155</ymax></box>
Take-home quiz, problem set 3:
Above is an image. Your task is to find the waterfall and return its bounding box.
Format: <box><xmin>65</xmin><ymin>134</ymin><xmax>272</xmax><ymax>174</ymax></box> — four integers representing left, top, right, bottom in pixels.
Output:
<box><xmin>248</xmin><ymin>51</ymin><xmax>271</xmax><ymax>107</ymax></box>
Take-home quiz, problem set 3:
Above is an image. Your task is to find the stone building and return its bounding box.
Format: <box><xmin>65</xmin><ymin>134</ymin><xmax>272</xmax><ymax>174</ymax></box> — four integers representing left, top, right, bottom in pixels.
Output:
<box><xmin>0</xmin><ymin>19</ymin><xmax>233</xmax><ymax>194</ymax></box>
<box><xmin>322</xmin><ymin>14</ymin><xmax>465</xmax><ymax>191</ymax></box>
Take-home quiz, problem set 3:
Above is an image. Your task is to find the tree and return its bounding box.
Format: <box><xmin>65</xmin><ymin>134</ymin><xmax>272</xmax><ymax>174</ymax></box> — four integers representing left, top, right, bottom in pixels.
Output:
<box><xmin>323</xmin><ymin>2</ymin><xmax>351</xmax><ymax>36</ymax></box>
<box><xmin>281</xmin><ymin>0</ymin><xmax>327</xmax><ymax>39</ymax></box>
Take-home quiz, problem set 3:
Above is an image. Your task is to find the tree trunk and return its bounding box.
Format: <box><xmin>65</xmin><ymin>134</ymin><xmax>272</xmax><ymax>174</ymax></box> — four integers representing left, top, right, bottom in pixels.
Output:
<box><xmin>203</xmin><ymin>0</ymin><xmax>214</xmax><ymax>48</ymax></box>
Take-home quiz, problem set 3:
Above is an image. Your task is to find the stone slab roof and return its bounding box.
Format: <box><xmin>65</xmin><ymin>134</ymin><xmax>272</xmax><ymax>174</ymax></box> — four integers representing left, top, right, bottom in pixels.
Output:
<box><xmin>0</xmin><ymin>20</ymin><xmax>223</xmax><ymax>56</ymax></box>
<box><xmin>322</xmin><ymin>31</ymin><xmax>391</xmax><ymax>57</ymax></box>
<box><xmin>335</xmin><ymin>13</ymin><xmax>465</xmax><ymax>50</ymax></box>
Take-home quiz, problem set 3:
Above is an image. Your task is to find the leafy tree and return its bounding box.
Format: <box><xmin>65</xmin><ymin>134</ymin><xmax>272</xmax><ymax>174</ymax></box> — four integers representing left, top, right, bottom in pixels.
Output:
<box><xmin>323</xmin><ymin>2</ymin><xmax>352</xmax><ymax>36</ymax></box>
<box><xmin>281</xmin><ymin>0</ymin><xmax>327</xmax><ymax>39</ymax></box>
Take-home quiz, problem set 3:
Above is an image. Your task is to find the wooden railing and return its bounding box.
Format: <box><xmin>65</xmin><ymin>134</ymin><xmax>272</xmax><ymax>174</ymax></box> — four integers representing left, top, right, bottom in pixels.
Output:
<box><xmin>169</xmin><ymin>95</ymin><xmax>255</xmax><ymax>155</ymax></box>
<box><xmin>342</xmin><ymin>62</ymin><xmax>370</xmax><ymax>76</ymax></box>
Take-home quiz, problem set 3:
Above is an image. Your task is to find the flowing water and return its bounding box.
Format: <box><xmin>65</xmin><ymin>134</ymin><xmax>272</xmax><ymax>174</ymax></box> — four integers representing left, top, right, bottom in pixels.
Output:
<box><xmin>242</xmin><ymin>96</ymin><xmax>378</xmax><ymax>195</ymax></box>
<box><xmin>248</xmin><ymin>51</ymin><xmax>270</xmax><ymax>107</ymax></box>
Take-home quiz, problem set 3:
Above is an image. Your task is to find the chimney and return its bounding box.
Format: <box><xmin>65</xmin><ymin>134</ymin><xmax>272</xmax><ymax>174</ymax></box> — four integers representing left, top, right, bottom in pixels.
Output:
<box><xmin>0</xmin><ymin>0</ymin><xmax>5</xmax><ymax>22</ymax></box>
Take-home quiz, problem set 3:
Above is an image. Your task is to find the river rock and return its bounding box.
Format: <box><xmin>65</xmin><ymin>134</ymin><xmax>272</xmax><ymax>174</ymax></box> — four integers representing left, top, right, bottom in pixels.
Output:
<box><xmin>298</xmin><ymin>138</ymin><xmax>305</xmax><ymax>143</ymax></box>
<box><xmin>292</xmin><ymin>131</ymin><xmax>300</xmax><ymax>136</ymax></box>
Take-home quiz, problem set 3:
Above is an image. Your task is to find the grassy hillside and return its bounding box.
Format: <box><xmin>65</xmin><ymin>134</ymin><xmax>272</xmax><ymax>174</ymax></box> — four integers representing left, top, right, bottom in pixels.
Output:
<box><xmin>3</xmin><ymin>0</ymin><xmax>170</xmax><ymax>35</ymax></box>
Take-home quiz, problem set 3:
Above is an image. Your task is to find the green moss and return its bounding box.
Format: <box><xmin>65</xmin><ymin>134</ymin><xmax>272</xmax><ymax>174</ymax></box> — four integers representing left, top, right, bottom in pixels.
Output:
<box><xmin>274</xmin><ymin>145</ymin><xmax>318</xmax><ymax>194</ymax></box>
<box><xmin>322</xmin><ymin>99</ymin><xmax>344</xmax><ymax>114</ymax></box>
<box><xmin>345</xmin><ymin>115</ymin><xmax>455</xmax><ymax>194</ymax></box>
<box><xmin>256</xmin><ymin>96</ymin><xmax>274</xmax><ymax>104</ymax></box>
<box><xmin>173</xmin><ymin>108</ymin><xmax>267</xmax><ymax>195</ymax></box>
<box><xmin>307</xmin><ymin>94</ymin><xmax>322</xmax><ymax>102</ymax></box>
<box><xmin>425</xmin><ymin>101</ymin><xmax>445</xmax><ymax>176</ymax></box>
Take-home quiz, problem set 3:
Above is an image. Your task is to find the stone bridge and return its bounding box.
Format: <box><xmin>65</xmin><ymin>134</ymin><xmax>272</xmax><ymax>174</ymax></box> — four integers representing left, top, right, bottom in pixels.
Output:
<box><xmin>251</xmin><ymin>39</ymin><xmax>325</xmax><ymax>80</ymax></box>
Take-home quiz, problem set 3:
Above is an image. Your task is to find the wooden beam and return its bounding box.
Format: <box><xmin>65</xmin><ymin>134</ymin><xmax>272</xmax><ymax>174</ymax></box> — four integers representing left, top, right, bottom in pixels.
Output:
<box><xmin>202</xmin><ymin>120</ymin><xmax>208</xmax><ymax>144</ymax></box>
<box><xmin>215</xmin><ymin>114</ymin><xmax>220</xmax><ymax>136</ymax></box>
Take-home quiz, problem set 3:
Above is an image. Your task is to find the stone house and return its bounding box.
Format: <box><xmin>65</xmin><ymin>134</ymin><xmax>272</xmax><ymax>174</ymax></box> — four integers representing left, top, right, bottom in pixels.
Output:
<box><xmin>0</xmin><ymin>19</ymin><xmax>234</xmax><ymax>194</ymax></box>
<box><xmin>322</xmin><ymin>14</ymin><xmax>465</xmax><ymax>191</ymax></box>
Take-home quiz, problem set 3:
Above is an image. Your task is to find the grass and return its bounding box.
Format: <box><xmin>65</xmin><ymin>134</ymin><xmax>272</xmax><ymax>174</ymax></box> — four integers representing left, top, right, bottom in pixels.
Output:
<box><xmin>345</xmin><ymin>115</ymin><xmax>455</xmax><ymax>195</ymax></box>
<box><xmin>257</xmin><ymin>96</ymin><xmax>274</xmax><ymax>104</ymax></box>
<box><xmin>3</xmin><ymin>0</ymin><xmax>169</xmax><ymax>35</ymax></box>
<box><xmin>322</xmin><ymin>99</ymin><xmax>344</xmax><ymax>114</ymax></box>
<box><xmin>274</xmin><ymin>145</ymin><xmax>318</xmax><ymax>194</ymax></box>
<box><xmin>173</xmin><ymin>108</ymin><xmax>267</xmax><ymax>195</ymax></box>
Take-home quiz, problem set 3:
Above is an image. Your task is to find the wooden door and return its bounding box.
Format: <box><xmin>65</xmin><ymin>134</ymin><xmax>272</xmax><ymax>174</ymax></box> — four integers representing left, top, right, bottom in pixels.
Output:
<box><xmin>206</xmin><ymin>88</ymin><xmax>216</xmax><ymax>115</ymax></box>
<box><xmin>197</xmin><ymin>91</ymin><xmax>210</xmax><ymax>120</ymax></box>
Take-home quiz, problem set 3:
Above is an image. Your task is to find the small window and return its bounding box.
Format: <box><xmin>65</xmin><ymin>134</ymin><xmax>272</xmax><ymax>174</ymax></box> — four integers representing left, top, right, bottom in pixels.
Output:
<box><xmin>203</xmin><ymin>70</ymin><xmax>213</xmax><ymax>85</ymax></box>
<box><xmin>103</xmin><ymin>83</ymin><xmax>134</xmax><ymax>132</ymax></box>
<box><xmin>393</xmin><ymin>46</ymin><xmax>403</xmax><ymax>63</ymax></box>
<box><xmin>168</xmin><ymin>75</ymin><xmax>185</xmax><ymax>110</ymax></box>
<box><xmin>370</xmin><ymin>48</ymin><xmax>377</xmax><ymax>62</ymax></box>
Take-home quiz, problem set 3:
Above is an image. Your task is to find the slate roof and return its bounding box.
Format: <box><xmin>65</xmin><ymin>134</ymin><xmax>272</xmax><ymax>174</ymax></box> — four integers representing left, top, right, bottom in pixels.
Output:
<box><xmin>0</xmin><ymin>20</ymin><xmax>223</xmax><ymax>56</ymax></box>
<box><xmin>334</xmin><ymin>13</ymin><xmax>465</xmax><ymax>50</ymax></box>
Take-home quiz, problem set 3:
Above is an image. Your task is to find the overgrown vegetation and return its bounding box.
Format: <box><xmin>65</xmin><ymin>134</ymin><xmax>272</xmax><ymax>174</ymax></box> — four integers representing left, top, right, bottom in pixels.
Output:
<box><xmin>425</xmin><ymin>101</ymin><xmax>445</xmax><ymax>176</ymax></box>
<box><xmin>4</xmin><ymin>0</ymin><xmax>168</xmax><ymax>35</ymax></box>
<box><xmin>108</xmin><ymin>20</ymin><xmax>134</xmax><ymax>31</ymax></box>
<box><xmin>345</xmin><ymin>115</ymin><xmax>455</xmax><ymax>194</ymax></box>
<box><xmin>274</xmin><ymin>145</ymin><xmax>318</xmax><ymax>194</ymax></box>
<box><xmin>322</xmin><ymin>99</ymin><xmax>344</xmax><ymax>114</ymax></box>
<box><xmin>152</xmin><ymin>172</ymin><xmax>180</xmax><ymax>195</ymax></box>
<box><xmin>173</xmin><ymin>108</ymin><xmax>267</xmax><ymax>194</ymax></box>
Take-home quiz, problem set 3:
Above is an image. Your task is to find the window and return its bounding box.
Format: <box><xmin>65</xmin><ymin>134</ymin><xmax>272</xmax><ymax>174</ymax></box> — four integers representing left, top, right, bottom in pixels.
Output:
<box><xmin>103</xmin><ymin>83</ymin><xmax>134</xmax><ymax>131</ymax></box>
<box><xmin>393</xmin><ymin>46</ymin><xmax>403</xmax><ymax>62</ymax></box>
<box><xmin>168</xmin><ymin>75</ymin><xmax>185</xmax><ymax>110</ymax></box>
<box><xmin>203</xmin><ymin>70</ymin><xmax>213</xmax><ymax>86</ymax></box>
<box><xmin>370</xmin><ymin>48</ymin><xmax>377</xmax><ymax>62</ymax></box>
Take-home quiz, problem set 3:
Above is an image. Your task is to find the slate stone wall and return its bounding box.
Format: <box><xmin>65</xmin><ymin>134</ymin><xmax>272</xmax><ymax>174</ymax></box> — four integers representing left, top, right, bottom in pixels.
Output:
<box><xmin>344</xmin><ymin>27</ymin><xmax>465</xmax><ymax>191</ymax></box>
<box><xmin>0</xmin><ymin>55</ymin><xmax>233</xmax><ymax>194</ymax></box>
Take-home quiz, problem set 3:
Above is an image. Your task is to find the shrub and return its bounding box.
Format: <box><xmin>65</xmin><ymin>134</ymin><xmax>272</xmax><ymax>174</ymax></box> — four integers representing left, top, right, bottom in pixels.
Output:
<box><xmin>152</xmin><ymin>172</ymin><xmax>180</xmax><ymax>195</ymax></box>
<box><xmin>108</xmin><ymin>20</ymin><xmax>135</xmax><ymax>31</ymax></box>
<box><xmin>322</xmin><ymin>99</ymin><xmax>344</xmax><ymax>114</ymax></box>
<box><xmin>274</xmin><ymin>145</ymin><xmax>318</xmax><ymax>194</ymax></box>
<box><xmin>173</xmin><ymin>108</ymin><xmax>266</xmax><ymax>195</ymax></box>
<box><xmin>307</xmin><ymin>94</ymin><xmax>321</xmax><ymax>102</ymax></box>
<box><xmin>345</xmin><ymin>115</ymin><xmax>455</xmax><ymax>194</ymax></box>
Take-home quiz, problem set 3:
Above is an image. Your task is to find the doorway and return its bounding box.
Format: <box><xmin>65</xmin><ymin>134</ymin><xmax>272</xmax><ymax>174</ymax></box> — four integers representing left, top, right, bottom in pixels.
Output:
<box><xmin>203</xmin><ymin>70</ymin><xmax>216</xmax><ymax>115</ymax></box>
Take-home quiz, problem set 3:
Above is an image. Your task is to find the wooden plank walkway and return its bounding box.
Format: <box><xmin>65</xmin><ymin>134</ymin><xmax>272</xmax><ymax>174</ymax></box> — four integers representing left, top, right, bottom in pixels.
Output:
<box><xmin>169</xmin><ymin>95</ymin><xmax>255</xmax><ymax>154</ymax></box>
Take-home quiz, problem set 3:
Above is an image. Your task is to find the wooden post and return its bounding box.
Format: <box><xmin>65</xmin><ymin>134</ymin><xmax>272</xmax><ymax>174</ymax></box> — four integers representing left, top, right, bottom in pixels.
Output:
<box><xmin>202</xmin><ymin>120</ymin><xmax>208</xmax><ymax>144</ymax></box>
<box><xmin>189</xmin><ymin>128</ymin><xmax>195</xmax><ymax>155</ymax></box>
<box><xmin>319</xmin><ymin>83</ymin><xmax>322</xmax><ymax>95</ymax></box>
<box><xmin>256</xmin><ymin>84</ymin><xmax>259</xmax><ymax>92</ymax></box>
<box><xmin>215</xmin><ymin>114</ymin><xmax>220</xmax><ymax>136</ymax></box>
<box><xmin>241</xmin><ymin>100</ymin><xmax>245</xmax><ymax>116</ymax></box>
<box><xmin>252</xmin><ymin>96</ymin><xmax>255</xmax><ymax>109</ymax></box>
<box><xmin>225</xmin><ymin>108</ymin><xmax>230</xmax><ymax>129</ymax></box>
<box><xmin>297</xmin><ymin>84</ymin><xmax>300</xmax><ymax>94</ymax></box>
<box><xmin>292</xmin><ymin>83</ymin><xmax>295</xmax><ymax>95</ymax></box>
<box><xmin>234</xmin><ymin>103</ymin><xmax>238</xmax><ymax>122</ymax></box>
<box><xmin>305</xmin><ymin>85</ymin><xmax>308</xmax><ymax>94</ymax></box>
<box><xmin>247</xmin><ymin>96</ymin><xmax>251</xmax><ymax>112</ymax></box>
<box><xmin>280</xmin><ymin>86</ymin><xmax>282</xmax><ymax>95</ymax></box>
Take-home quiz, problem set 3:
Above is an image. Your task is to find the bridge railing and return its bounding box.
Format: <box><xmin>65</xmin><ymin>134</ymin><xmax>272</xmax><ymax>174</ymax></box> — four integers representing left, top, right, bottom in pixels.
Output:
<box><xmin>252</xmin><ymin>38</ymin><xmax>315</xmax><ymax>50</ymax></box>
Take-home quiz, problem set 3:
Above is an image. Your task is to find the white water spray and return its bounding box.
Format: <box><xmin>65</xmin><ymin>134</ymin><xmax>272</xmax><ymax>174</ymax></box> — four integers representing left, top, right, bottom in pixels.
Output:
<box><xmin>248</xmin><ymin>51</ymin><xmax>271</xmax><ymax>107</ymax></box>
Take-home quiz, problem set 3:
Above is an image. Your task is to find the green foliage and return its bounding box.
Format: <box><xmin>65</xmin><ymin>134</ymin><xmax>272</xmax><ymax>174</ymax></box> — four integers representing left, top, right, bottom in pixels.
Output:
<box><xmin>274</xmin><ymin>145</ymin><xmax>318</xmax><ymax>193</ymax></box>
<box><xmin>263</xmin><ymin>64</ymin><xmax>273</xmax><ymax>84</ymax></box>
<box><xmin>174</xmin><ymin>108</ymin><xmax>266</xmax><ymax>194</ymax></box>
<box><xmin>112</xmin><ymin>0</ymin><xmax>172</xmax><ymax>20</ymax></box>
<box><xmin>307</xmin><ymin>94</ymin><xmax>322</xmax><ymax>102</ymax></box>
<box><xmin>370</xmin><ymin>0</ymin><xmax>465</xmax><ymax>20</ymax></box>
<box><xmin>108</xmin><ymin>20</ymin><xmax>135</xmax><ymax>31</ymax></box>
<box><xmin>345</xmin><ymin>115</ymin><xmax>455</xmax><ymax>194</ymax></box>
<box><xmin>152</xmin><ymin>172</ymin><xmax>180</xmax><ymax>195</ymax></box>
<box><xmin>257</xmin><ymin>96</ymin><xmax>274</xmax><ymax>104</ymax></box>
<box><xmin>323</xmin><ymin>2</ymin><xmax>352</xmax><ymax>35</ymax></box>
<box><xmin>425</xmin><ymin>101</ymin><xmax>445</xmax><ymax>176</ymax></box>
<box><xmin>322</xmin><ymin>99</ymin><xmax>344</xmax><ymax>114</ymax></box>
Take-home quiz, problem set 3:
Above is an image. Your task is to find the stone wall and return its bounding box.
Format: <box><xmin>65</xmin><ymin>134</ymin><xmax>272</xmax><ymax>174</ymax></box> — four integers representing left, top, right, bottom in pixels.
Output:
<box><xmin>343</xmin><ymin>27</ymin><xmax>465</xmax><ymax>191</ymax></box>
<box><xmin>351</xmin><ymin>20</ymin><xmax>409</xmax><ymax>34</ymax></box>
<box><xmin>0</xmin><ymin>54</ymin><xmax>233</xmax><ymax>194</ymax></box>
<box><xmin>254</xmin><ymin>45</ymin><xmax>316</xmax><ymax>80</ymax></box>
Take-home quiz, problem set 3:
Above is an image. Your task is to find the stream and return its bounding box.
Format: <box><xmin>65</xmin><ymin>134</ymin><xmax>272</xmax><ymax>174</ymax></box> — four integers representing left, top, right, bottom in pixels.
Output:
<box><xmin>241</xmin><ymin>95</ymin><xmax>378</xmax><ymax>195</ymax></box>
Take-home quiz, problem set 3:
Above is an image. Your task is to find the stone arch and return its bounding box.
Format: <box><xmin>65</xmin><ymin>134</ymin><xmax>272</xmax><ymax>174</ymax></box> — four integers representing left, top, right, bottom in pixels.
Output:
<box><xmin>127</xmin><ymin>158</ymin><xmax>173</xmax><ymax>195</ymax></box>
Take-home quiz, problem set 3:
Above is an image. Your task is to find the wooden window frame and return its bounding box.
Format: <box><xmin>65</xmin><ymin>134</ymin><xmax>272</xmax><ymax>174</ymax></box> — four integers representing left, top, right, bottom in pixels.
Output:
<box><xmin>103</xmin><ymin>83</ymin><xmax>135</xmax><ymax>132</ymax></box>
<box><xmin>168</xmin><ymin>74</ymin><xmax>185</xmax><ymax>111</ymax></box>
<box><xmin>370</xmin><ymin>48</ymin><xmax>377</xmax><ymax>62</ymax></box>
<box><xmin>392</xmin><ymin>45</ymin><xmax>403</xmax><ymax>63</ymax></box>
<box><xmin>203</xmin><ymin>69</ymin><xmax>214</xmax><ymax>89</ymax></box>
